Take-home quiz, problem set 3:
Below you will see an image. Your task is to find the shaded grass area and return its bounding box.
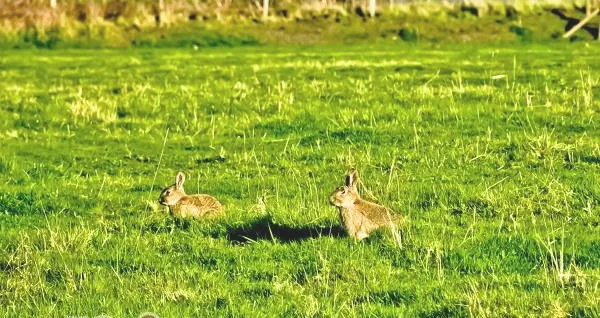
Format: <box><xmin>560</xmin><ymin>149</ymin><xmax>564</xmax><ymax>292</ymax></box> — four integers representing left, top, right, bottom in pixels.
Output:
<box><xmin>1</xmin><ymin>6</ymin><xmax>599</xmax><ymax>49</ymax></box>
<box><xmin>0</xmin><ymin>44</ymin><xmax>599</xmax><ymax>316</ymax></box>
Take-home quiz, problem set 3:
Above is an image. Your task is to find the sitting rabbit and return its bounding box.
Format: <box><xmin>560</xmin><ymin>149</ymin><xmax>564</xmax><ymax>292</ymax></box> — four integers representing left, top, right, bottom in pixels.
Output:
<box><xmin>329</xmin><ymin>169</ymin><xmax>401</xmax><ymax>240</ymax></box>
<box><xmin>159</xmin><ymin>171</ymin><xmax>222</xmax><ymax>218</ymax></box>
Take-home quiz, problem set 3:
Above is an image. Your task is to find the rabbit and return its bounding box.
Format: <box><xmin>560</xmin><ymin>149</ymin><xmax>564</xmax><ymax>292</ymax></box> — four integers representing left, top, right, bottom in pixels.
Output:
<box><xmin>329</xmin><ymin>168</ymin><xmax>402</xmax><ymax>241</ymax></box>
<box><xmin>158</xmin><ymin>171</ymin><xmax>223</xmax><ymax>218</ymax></box>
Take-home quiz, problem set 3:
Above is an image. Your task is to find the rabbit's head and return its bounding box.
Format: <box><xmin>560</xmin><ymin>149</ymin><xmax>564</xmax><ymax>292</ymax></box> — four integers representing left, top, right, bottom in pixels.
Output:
<box><xmin>159</xmin><ymin>171</ymin><xmax>186</xmax><ymax>206</ymax></box>
<box><xmin>329</xmin><ymin>169</ymin><xmax>360</xmax><ymax>207</ymax></box>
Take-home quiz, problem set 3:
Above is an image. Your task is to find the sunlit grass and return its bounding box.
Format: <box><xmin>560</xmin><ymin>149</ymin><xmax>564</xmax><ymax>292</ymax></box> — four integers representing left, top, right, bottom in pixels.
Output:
<box><xmin>0</xmin><ymin>44</ymin><xmax>599</xmax><ymax>316</ymax></box>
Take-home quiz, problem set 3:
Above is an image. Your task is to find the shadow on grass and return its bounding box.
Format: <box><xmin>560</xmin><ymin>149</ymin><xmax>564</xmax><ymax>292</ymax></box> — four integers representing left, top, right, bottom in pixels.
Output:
<box><xmin>225</xmin><ymin>214</ymin><xmax>346</xmax><ymax>244</ymax></box>
<box><xmin>137</xmin><ymin>213</ymin><xmax>347</xmax><ymax>244</ymax></box>
<box><xmin>581</xmin><ymin>155</ymin><xmax>600</xmax><ymax>164</ymax></box>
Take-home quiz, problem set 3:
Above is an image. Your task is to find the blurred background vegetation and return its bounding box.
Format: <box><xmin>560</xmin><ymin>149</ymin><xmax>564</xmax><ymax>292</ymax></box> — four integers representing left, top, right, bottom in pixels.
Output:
<box><xmin>0</xmin><ymin>0</ymin><xmax>598</xmax><ymax>47</ymax></box>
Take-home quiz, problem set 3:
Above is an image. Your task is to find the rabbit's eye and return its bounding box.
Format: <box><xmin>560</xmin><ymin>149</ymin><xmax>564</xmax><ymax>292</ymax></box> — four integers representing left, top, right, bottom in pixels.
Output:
<box><xmin>165</xmin><ymin>190</ymin><xmax>171</xmax><ymax>195</ymax></box>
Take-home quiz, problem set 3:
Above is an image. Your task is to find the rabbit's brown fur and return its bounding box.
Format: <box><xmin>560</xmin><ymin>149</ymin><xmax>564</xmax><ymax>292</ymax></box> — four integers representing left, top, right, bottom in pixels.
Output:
<box><xmin>158</xmin><ymin>171</ymin><xmax>222</xmax><ymax>218</ymax></box>
<box><xmin>329</xmin><ymin>169</ymin><xmax>401</xmax><ymax>240</ymax></box>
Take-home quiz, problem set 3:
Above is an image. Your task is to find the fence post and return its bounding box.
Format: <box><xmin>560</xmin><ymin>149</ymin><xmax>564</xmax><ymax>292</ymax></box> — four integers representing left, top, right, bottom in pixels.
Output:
<box><xmin>369</xmin><ymin>0</ymin><xmax>376</xmax><ymax>17</ymax></box>
<box><xmin>263</xmin><ymin>0</ymin><xmax>269</xmax><ymax>18</ymax></box>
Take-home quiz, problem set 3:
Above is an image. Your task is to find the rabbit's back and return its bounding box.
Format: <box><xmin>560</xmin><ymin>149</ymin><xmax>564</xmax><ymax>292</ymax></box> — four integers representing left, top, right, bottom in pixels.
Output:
<box><xmin>358</xmin><ymin>200</ymin><xmax>400</xmax><ymax>226</ymax></box>
<box><xmin>172</xmin><ymin>194</ymin><xmax>222</xmax><ymax>218</ymax></box>
<box><xmin>339</xmin><ymin>200</ymin><xmax>401</xmax><ymax>239</ymax></box>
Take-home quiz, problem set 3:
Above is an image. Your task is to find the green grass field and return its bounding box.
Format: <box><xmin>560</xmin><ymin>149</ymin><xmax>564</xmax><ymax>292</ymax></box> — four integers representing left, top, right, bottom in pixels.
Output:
<box><xmin>1</xmin><ymin>44</ymin><xmax>599</xmax><ymax>317</ymax></box>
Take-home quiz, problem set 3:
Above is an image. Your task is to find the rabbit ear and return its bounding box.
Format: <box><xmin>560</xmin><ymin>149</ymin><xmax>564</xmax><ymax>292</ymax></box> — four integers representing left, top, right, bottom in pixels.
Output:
<box><xmin>345</xmin><ymin>168</ymin><xmax>358</xmax><ymax>188</ymax></box>
<box><xmin>176</xmin><ymin>171</ymin><xmax>185</xmax><ymax>188</ymax></box>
